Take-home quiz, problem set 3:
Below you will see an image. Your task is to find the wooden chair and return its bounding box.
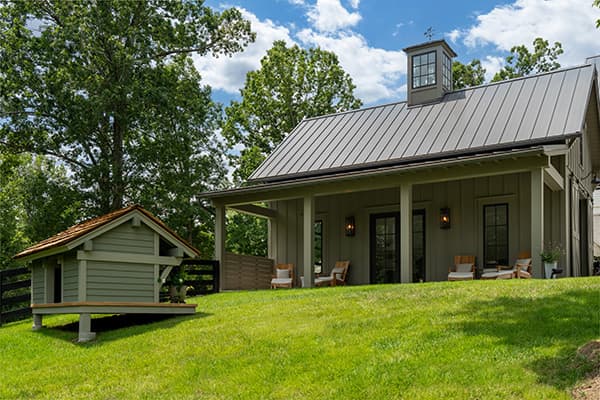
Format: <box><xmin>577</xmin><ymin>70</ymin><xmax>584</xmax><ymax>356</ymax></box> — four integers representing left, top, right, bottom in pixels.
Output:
<box><xmin>448</xmin><ymin>255</ymin><xmax>476</xmax><ymax>281</ymax></box>
<box><xmin>271</xmin><ymin>264</ymin><xmax>294</xmax><ymax>288</ymax></box>
<box><xmin>513</xmin><ymin>251</ymin><xmax>532</xmax><ymax>279</ymax></box>
<box><xmin>314</xmin><ymin>261</ymin><xmax>350</xmax><ymax>287</ymax></box>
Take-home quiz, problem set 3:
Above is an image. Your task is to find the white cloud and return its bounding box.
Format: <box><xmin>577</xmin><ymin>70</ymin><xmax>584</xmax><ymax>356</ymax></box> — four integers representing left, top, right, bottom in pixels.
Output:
<box><xmin>348</xmin><ymin>0</ymin><xmax>360</xmax><ymax>9</ymax></box>
<box><xmin>192</xmin><ymin>8</ymin><xmax>295</xmax><ymax>94</ymax></box>
<box><xmin>297</xmin><ymin>29</ymin><xmax>405</xmax><ymax>103</ymax></box>
<box><xmin>463</xmin><ymin>0</ymin><xmax>600</xmax><ymax>67</ymax></box>
<box><xmin>446</xmin><ymin>29</ymin><xmax>462</xmax><ymax>44</ymax></box>
<box><xmin>481</xmin><ymin>56</ymin><xmax>504</xmax><ymax>81</ymax></box>
<box><xmin>307</xmin><ymin>0</ymin><xmax>361</xmax><ymax>32</ymax></box>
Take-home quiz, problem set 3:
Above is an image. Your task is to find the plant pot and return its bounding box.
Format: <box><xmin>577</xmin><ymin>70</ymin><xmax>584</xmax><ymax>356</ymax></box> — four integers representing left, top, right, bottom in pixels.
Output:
<box><xmin>544</xmin><ymin>261</ymin><xmax>557</xmax><ymax>279</ymax></box>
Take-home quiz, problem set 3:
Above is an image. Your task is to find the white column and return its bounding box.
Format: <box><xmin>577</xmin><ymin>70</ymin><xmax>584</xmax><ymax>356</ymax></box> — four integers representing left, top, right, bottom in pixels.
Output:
<box><xmin>561</xmin><ymin>158</ymin><xmax>571</xmax><ymax>276</ymax></box>
<box><xmin>214</xmin><ymin>203</ymin><xmax>226</xmax><ymax>292</ymax></box>
<box><xmin>400</xmin><ymin>183</ymin><xmax>413</xmax><ymax>283</ymax></box>
<box><xmin>303</xmin><ymin>196</ymin><xmax>315</xmax><ymax>288</ymax></box>
<box><xmin>77</xmin><ymin>313</ymin><xmax>96</xmax><ymax>342</ymax></box>
<box><xmin>531</xmin><ymin>168</ymin><xmax>544</xmax><ymax>278</ymax></box>
<box><xmin>32</xmin><ymin>314</ymin><xmax>43</xmax><ymax>331</ymax></box>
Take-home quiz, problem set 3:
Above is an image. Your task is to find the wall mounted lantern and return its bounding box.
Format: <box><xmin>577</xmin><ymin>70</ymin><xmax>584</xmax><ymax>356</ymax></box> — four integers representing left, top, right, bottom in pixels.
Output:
<box><xmin>345</xmin><ymin>216</ymin><xmax>356</xmax><ymax>236</ymax></box>
<box><xmin>440</xmin><ymin>208</ymin><xmax>451</xmax><ymax>229</ymax></box>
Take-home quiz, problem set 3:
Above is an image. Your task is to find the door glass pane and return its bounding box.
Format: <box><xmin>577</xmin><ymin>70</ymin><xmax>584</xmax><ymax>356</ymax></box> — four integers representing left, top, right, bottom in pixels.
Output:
<box><xmin>371</xmin><ymin>214</ymin><xmax>399</xmax><ymax>284</ymax></box>
<box><xmin>484</xmin><ymin>204</ymin><xmax>508</xmax><ymax>266</ymax></box>
<box><xmin>412</xmin><ymin>210</ymin><xmax>426</xmax><ymax>283</ymax></box>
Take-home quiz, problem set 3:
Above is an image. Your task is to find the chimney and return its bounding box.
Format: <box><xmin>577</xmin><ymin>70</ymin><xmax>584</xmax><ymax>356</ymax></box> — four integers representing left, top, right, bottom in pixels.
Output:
<box><xmin>403</xmin><ymin>39</ymin><xmax>457</xmax><ymax>106</ymax></box>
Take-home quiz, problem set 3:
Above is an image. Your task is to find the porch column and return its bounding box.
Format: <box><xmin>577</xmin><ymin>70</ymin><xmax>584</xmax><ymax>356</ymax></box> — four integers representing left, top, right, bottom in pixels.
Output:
<box><xmin>561</xmin><ymin>157</ymin><xmax>571</xmax><ymax>276</ymax></box>
<box><xmin>400</xmin><ymin>183</ymin><xmax>412</xmax><ymax>283</ymax></box>
<box><xmin>303</xmin><ymin>195</ymin><xmax>315</xmax><ymax>288</ymax></box>
<box><xmin>214</xmin><ymin>203</ymin><xmax>226</xmax><ymax>291</ymax></box>
<box><xmin>531</xmin><ymin>168</ymin><xmax>544</xmax><ymax>278</ymax></box>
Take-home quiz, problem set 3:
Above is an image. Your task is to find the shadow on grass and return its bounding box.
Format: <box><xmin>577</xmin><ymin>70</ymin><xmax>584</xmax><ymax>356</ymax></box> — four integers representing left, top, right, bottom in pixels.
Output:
<box><xmin>38</xmin><ymin>312</ymin><xmax>211</xmax><ymax>344</ymax></box>
<box><xmin>447</xmin><ymin>286</ymin><xmax>599</xmax><ymax>390</ymax></box>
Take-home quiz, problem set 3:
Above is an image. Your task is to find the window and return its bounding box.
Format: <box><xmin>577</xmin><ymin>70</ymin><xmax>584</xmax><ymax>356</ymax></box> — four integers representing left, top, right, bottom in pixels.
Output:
<box><xmin>483</xmin><ymin>204</ymin><xmax>509</xmax><ymax>266</ymax></box>
<box><xmin>442</xmin><ymin>53</ymin><xmax>452</xmax><ymax>90</ymax></box>
<box><xmin>412</xmin><ymin>51</ymin><xmax>436</xmax><ymax>88</ymax></box>
<box><xmin>314</xmin><ymin>220</ymin><xmax>323</xmax><ymax>274</ymax></box>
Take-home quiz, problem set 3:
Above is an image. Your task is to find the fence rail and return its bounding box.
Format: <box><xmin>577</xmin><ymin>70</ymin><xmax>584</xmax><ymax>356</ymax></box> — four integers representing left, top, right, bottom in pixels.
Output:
<box><xmin>0</xmin><ymin>267</ymin><xmax>31</xmax><ymax>326</ymax></box>
<box><xmin>160</xmin><ymin>259</ymin><xmax>219</xmax><ymax>302</ymax></box>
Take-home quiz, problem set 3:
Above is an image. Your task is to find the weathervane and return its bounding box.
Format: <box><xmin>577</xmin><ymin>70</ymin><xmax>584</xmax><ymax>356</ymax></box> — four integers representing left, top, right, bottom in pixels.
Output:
<box><xmin>424</xmin><ymin>27</ymin><xmax>434</xmax><ymax>41</ymax></box>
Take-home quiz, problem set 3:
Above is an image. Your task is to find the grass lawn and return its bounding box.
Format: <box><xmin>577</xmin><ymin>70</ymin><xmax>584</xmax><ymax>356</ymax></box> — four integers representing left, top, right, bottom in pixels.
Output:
<box><xmin>0</xmin><ymin>278</ymin><xmax>598</xmax><ymax>399</ymax></box>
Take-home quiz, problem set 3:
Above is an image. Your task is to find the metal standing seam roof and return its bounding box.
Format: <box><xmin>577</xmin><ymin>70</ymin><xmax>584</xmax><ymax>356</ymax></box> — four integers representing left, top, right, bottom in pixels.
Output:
<box><xmin>249</xmin><ymin>64</ymin><xmax>595</xmax><ymax>182</ymax></box>
<box><xmin>14</xmin><ymin>205</ymin><xmax>201</xmax><ymax>260</ymax></box>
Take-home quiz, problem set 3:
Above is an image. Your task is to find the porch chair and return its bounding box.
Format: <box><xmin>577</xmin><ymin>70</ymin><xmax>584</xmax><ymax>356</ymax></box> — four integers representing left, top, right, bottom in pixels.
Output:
<box><xmin>271</xmin><ymin>263</ymin><xmax>294</xmax><ymax>289</ymax></box>
<box><xmin>314</xmin><ymin>261</ymin><xmax>350</xmax><ymax>287</ymax></box>
<box><xmin>448</xmin><ymin>255</ymin><xmax>476</xmax><ymax>281</ymax></box>
<box><xmin>481</xmin><ymin>252</ymin><xmax>532</xmax><ymax>279</ymax></box>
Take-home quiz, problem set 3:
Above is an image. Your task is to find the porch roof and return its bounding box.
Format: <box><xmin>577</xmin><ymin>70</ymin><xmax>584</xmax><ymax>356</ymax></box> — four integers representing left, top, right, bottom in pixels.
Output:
<box><xmin>204</xmin><ymin>145</ymin><xmax>558</xmax><ymax>205</ymax></box>
<box><xmin>249</xmin><ymin>64</ymin><xmax>595</xmax><ymax>183</ymax></box>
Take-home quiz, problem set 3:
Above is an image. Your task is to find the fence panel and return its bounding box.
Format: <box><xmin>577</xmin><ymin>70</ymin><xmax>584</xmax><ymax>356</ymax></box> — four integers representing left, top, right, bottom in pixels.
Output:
<box><xmin>0</xmin><ymin>267</ymin><xmax>31</xmax><ymax>326</ymax></box>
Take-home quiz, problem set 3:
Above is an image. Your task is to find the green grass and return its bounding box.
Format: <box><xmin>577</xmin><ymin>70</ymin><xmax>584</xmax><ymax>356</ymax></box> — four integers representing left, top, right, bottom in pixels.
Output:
<box><xmin>0</xmin><ymin>278</ymin><xmax>598</xmax><ymax>399</ymax></box>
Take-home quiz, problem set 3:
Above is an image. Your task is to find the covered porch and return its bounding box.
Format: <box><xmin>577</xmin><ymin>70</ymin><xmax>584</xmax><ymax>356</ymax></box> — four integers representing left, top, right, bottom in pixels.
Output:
<box><xmin>209</xmin><ymin>146</ymin><xmax>583</xmax><ymax>289</ymax></box>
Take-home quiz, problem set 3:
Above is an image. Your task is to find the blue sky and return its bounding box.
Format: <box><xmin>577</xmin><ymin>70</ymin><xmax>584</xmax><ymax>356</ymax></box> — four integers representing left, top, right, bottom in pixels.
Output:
<box><xmin>196</xmin><ymin>0</ymin><xmax>600</xmax><ymax>107</ymax></box>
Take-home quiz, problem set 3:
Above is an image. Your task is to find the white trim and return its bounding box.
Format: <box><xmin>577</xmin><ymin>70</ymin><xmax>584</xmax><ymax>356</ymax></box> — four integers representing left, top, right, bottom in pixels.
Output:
<box><xmin>544</xmin><ymin>165</ymin><xmax>564</xmax><ymax>191</ymax></box>
<box><xmin>78</xmin><ymin>260</ymin><xmax>87</xmax><ymax>301</ymax></box>
<box><xmin>76</xmin><ymin>250</ymin><xmax>181</xmax><ymax>266</ymax></box>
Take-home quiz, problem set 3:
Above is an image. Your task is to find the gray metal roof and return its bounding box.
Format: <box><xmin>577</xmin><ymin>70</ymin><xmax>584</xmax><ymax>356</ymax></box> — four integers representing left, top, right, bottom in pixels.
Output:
<box><xmin>250</xmin><ymin>64</ymin><xmax>595</xmax><ymax>182</ymax></box>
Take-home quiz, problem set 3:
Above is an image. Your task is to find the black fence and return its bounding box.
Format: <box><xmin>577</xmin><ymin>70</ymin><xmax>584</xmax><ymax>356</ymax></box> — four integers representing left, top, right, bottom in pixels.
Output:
<box><xmin>0</xmin><ymin>267</ymin><xmax>31</xmax><ymax>326</ymax></box>
<box><xmin>160</xmin><ymin>259</ymin><xmax>219</xmax><ymax>302</ymax></box>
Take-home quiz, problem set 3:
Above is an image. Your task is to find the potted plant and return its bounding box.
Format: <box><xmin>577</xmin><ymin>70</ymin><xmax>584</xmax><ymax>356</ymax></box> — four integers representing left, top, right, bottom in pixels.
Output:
<box><xmin>162</xmin><ymin>267</ymin><xmax>189</xmax><ymax>303</ymax></box>
<box><xmin>540</xmin><ymin>243</ymin><xmax>563</xmax><ymax>279</ymax></box>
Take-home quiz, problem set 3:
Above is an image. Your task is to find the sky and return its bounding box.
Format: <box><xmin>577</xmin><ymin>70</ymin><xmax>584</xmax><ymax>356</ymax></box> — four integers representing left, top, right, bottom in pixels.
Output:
<box><xmin>195</xmin><ymin>0</ymin><xmax>600</xmax><ymax>107</ymax></box>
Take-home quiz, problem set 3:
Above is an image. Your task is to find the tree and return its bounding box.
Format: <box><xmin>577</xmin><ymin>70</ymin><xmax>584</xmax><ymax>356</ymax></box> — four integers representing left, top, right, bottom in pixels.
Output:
<box><xmin>0</xmin><ymin>0</ymin><xmax>254</xmax><ymax>215</ymax></box>
<box><xmin>595</xmin><ymin>0</ymin><xmax>600</xmax><ymax>27</ymax></box>
<box><xmin>223</xmin><ymin>40</ymin><xmax>362</xmax><ymax>183</ymax></box>
<box><xmin>0</xmin><ymin>153</ymin><xmax>82</xmax><ymax>269</ymax></box>
<box><xmin>491</xmin><ymin>37</ymin><xmax>563</xmax><ymax>82</ymax></box>
<box><xmin>452</xmin><ymin>59</ymin><xmax>486</xmax><ymax>89</ymax></box>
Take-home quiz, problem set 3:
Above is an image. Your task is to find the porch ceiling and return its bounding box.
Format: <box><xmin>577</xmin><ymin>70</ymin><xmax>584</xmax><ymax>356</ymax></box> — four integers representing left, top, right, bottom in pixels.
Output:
<box><xmin>204</xmin><ymin>147</ymin><xmax>554</xmax><ymax>207</ymax></box>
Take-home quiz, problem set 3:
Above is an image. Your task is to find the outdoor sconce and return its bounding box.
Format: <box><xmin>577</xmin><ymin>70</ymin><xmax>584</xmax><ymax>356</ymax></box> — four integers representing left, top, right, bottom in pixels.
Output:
<box><xmin>345</xmin><ymin>216</ymin><xmax>356</xmax><ymax>236</ymax></box>
<box><xmin>440</xmin><ymin>208</ymin><xmax>451</xmax><ymax>229</ymax></box>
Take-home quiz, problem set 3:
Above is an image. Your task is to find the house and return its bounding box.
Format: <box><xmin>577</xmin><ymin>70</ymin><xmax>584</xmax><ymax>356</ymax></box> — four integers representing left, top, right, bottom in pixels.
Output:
<box><xmin>14</xmin><ymin>205</ymin><xmax>198</xmax><ymax>342</ymax></box>
<box><xmin>594</xmin><ymin>189</ymin><xmax>600</xmax><ymax>256</ymax></box>
<box><xmin>204</xmin><ymin>40</ymin><xmax>600</xmax><ymax>288</ymax></box>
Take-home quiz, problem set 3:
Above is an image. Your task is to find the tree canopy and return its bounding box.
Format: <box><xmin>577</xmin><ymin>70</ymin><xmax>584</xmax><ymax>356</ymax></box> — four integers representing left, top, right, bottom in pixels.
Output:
<box><xmin>223</xmin><ymin>40</ymin><xmax>362</xmax><ymax>183</ymax></box>
<box><xmin>0</xmin><ymin>0</ymin><xmax>254</xmax><ymax>215</ymax></box>
<box><xmin>491</xmin><ymin>37</ymin><xmax>563</xmax><ymax>82</ymax></box>
<box><xmin>452</xmin><ymin>59</ymin><xmax>486</xmax><ymax>90</ymax></box>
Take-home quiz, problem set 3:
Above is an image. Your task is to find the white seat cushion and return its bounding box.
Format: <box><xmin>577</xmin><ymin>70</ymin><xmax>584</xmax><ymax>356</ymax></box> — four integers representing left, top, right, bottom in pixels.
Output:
<box><xmin>276</xmin><ymin>269</ymin><xmax>290</xmax><ymax>279</ymax></box>
<box><xmin>481</xmin><ymin>271</ymin><xmax>512</xmax><ymax>279</ymax></box>
<box><xmin>455</xmin><ymin>263</ymin><xmax>473</xmax><ymax>273</ymax></box>
<box><xmin>271</xmin><ymin>278</ymin><xmax>292</xmax><ymax>285</ymax></box>
<box><xmin>315</xmin><ymin>276</ymin><xmax>333</xmax><ymax>284</ymax></box>
<box><xmin>448</xmin><ymin>272</ymin><xmax>473</xmax><ymax>280</ymax></box>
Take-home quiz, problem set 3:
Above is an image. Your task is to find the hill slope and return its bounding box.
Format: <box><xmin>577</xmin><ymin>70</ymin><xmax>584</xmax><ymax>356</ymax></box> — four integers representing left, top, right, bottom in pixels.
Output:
<box><xmin>0</xmin><ymin>278</ymin><xmax>598</xmax><ymax>399</ymax></box>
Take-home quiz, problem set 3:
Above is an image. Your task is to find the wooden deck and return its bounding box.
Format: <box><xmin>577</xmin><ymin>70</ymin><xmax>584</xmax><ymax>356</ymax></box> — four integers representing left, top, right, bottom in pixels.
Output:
<box><xmin>31</xmin><ymin>301</ymin><xmax>196</xmax><ymax>315</ymax></box>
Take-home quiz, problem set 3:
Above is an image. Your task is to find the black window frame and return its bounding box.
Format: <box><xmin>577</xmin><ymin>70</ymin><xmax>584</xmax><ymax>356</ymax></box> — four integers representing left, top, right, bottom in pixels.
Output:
<box><xmin>412</xmin><ymin>51</ymin><xmax>437</xmax><ymax>89</ymax></box>
<box><xmin>483</xmin><ymin>203</ymin><xmax>509</xmax><ymax>267</ymax></box>
<box><xmin>442</xmin><ymin>52</ymin><xmax>452</xmax><ymax>90</ymax></box>
<box><xmin>314</xmin><ymin>220</ymin><xmax>323</xmax><ymax>274</ymax></box>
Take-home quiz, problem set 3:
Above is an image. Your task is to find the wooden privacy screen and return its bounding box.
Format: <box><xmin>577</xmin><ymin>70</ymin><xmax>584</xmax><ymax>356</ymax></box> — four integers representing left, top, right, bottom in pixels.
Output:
<box><xmin>222</xmin><ymin>253</ymin><xmax>274</xmax><ymax>290</ymax></box>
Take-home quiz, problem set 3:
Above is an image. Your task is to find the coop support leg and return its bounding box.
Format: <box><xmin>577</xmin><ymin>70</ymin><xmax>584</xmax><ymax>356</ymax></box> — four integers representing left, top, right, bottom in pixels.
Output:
<box><xmin>32</xmin><ymin>314</ymin><xmax>43</xmax><ymax>330</ymax></box>
<box><xmin>77</xmin><ymin>313</ymin><xmax>96</xmax><ymax>342</ymax></box>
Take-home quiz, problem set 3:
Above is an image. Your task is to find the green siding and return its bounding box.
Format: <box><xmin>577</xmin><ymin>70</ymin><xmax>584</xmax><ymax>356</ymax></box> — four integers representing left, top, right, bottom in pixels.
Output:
<box><xmin>31</xmin><ymin>262</ymin><xmax>45</xmax><ymax>304</ymax></box>
<box><xmin>93</xmin><ymin>222</ymin><xmax>155</xmax><ymax>255</ymax></box>
<box><xmin>62</xmin><ymin>253</ymin><xmax>79</xmax><ymax>302</ymax></box>
<box><xmin>86</xmin><ymin>260</ymin><xmax>155</xmax><ymax>302</ymax></box>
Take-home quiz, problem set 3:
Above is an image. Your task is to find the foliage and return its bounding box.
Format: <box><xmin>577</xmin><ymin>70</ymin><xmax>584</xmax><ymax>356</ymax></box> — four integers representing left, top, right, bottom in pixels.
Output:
<box><xmin>541</xmin><ymin>243</ymin><xmax>564</xmax><ymax>263</ymax></box>
<box><xmin>0</xmin><ymin>0</ymin><xmax>254</xmax><ymax>214</ymax></box>
<box><xmin>0</xmin><ymin>279</ymin><xmax>598</xmax><ymax>398</ymax></box>
<box><xmin>223</xmin><ymin>40</ymin><xmax>362</xmax><ymax>183</ymax></box>
<box><xmin>452</xmin><ymin>59</ymin><xmax>486</xmax><ymax>89</ymax></box>
<box><xmin>595</xmin><ymin>0</ymin><xmax>600</xmax><ymax>28</ymax></box>
<box><xmin>225</xmin><ymin>211</ymin><xmax>268</xmax><ymax>257</ymax></box>
<box><xmin>491</xmin><ymin>37</ymin><xmax>563</xmax><ymax>82</ymax></box>
<box><xmin>0</xmin><ymin>153</ymin><xmax>82</xmax><ymax>269</ymax></box>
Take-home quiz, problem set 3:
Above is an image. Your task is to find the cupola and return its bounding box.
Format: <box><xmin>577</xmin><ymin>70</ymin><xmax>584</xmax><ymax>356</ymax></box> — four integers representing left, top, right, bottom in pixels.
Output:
<box><xmin>403</xmin><ymin>39</ymin><xmax>457</xmax><ymax>106</ymax></box>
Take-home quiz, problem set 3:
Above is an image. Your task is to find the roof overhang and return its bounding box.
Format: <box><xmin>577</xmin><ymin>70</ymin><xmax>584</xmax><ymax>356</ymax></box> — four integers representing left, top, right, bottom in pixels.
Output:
<box><xmin>204</xmin><ymin>144</ymin><xmax>565</xmax><ymax>206</ymax></box>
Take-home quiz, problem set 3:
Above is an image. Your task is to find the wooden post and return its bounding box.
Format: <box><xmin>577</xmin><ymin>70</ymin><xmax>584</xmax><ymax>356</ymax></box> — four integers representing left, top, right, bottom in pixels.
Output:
<box><xmin>400</xmin><ymin>183</ymin><xmax>413</xmax><ymax>283</ymax></box>
<box><xmin>303</xmin><ymin>196</ymin><xmax>315</xmax><ymax>288</ymax></box>
<box><xmin>531</xmin><ymin>168</ymin><xmax>544</xmax><ymax>278</ymax></box>
<box><xmin>561</xmin><ymin>156</ymin><xmax>571</xmax><ymax>276</ymax></box>
<box><xmin>32</xmin><ymin>314</ymin><xmax>43</xmax><ymax>331</ymax></box>
<box><xmin>77</xmin><ymin>313</ymin><xmax>96</xmax><ymax>342</ymax></box>
<box><xmin>214</xmin><ymin>203</ymin><xmax>226</xmax><ymax>292</ymax></box>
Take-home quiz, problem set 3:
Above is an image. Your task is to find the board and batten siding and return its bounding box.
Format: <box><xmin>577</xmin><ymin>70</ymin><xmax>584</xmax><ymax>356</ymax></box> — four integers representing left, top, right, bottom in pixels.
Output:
<box><xmin>92</xmin><ymin>222</ymin><xmax>155</xmax><ymax>255</ymax></box>
<box><xmin>271</xmin><ymin>172</ymin><xmax>533</xmax><ymax>284</ymax></box>
<box><xmin>86</xmin><ymin>260</ymin><xmax>155</xmax><ymax>302</ymax></box>
<box><xmin>31</xmin><ymin>261</ymin><xmax>45</xmax><ymax>304</ymax></box>
<box><xmin>62</xmin><ymin>252</ymin><xmax>79</xmax><ymax>302</ymax></box>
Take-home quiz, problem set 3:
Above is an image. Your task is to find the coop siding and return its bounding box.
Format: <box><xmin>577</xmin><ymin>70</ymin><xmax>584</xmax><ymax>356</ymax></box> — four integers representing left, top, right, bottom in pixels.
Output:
<box><xmin>62</xmin><ymin>253</ymin><xmax>79</xmax><ymax>302</ymax></box>
<box><xmin>92</xmin><ymin>223</ymin><xmax>155</xmax><ymax>255</ymax></box>
<box><xmin>86</xmin><ymin>260</ymin><xmax>155</xmax><ymax>302</ymax></box>
<box><xmin>31</xmin><ymin>263</ymin><xmax>45</xmax><ymax>304</ymax></box>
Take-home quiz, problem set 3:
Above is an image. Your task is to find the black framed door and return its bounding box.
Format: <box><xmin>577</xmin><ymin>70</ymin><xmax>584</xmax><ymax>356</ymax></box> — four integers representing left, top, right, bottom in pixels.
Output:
<box><xmin>370</xmin><ymin>210</ymin><xmax>427</xmax><ymax>284</ymax></box>
<box><xmin>483</xmin><ymin>203</ymin><xmax>509</xmax><ymax>267</ymax></box>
